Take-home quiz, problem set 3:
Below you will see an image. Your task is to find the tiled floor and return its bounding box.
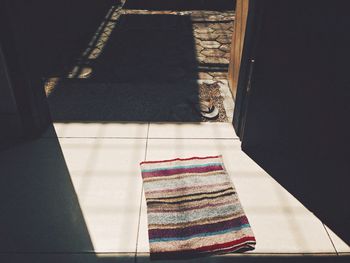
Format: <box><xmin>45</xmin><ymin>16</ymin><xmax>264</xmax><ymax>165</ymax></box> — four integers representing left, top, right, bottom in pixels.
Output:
<box><xmin>0</xmin><ymin>122</ymin><xmax>349</xmax><ymax>263</ymax></box>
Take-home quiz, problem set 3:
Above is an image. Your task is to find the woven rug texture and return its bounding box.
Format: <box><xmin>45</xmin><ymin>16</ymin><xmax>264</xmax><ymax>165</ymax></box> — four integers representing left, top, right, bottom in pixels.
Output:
<box><xmin>140</xmin><ymin>155</ymin><xmax>256</xmax><ymax>259</ymax></box>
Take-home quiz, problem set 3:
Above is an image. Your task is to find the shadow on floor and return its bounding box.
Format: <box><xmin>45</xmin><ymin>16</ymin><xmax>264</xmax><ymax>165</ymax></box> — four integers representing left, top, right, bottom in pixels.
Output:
<box><xmin>243</xmin><ymin>146</ymin><xmax>350</xmax><ymax>246</ymax></box>
<box><xmin>47</xmin><ymin>13</ymin><xmax>203</xmax><ymax>122</ymax></box>
<box><xmin>0</xmin><ymin>127</ymin><xmax>94</xmax><ymax>253</ymax></box>
<box><xmin>234</xmin><ymin>0</ymin><xmax>350</xmax><ymax>245</ymax></box>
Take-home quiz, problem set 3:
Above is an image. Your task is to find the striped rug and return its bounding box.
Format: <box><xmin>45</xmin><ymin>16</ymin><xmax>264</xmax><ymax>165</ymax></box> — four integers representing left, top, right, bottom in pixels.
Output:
<box><xmin>140</xmin><ymin>155</ymin><xmax>256</xmax><ymax>259</ymax></box>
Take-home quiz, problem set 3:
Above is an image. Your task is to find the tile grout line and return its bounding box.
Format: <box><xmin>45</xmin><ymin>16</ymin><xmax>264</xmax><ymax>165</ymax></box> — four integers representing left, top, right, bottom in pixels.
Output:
<box><xmin>0</xmin><ymin>252</ymin><xmax>341</xmax><ymax>256</ymax></box>
<box><xmin>134</xmin><ymin>123</ymin><xmax>150</xmax><ymax>263</ymax></box>
<box><xmin>322</xmin><ymin>223</ymin><xmax>339</xmax><ymax>255</ymax></box>
<box><xmin>44</xmin><ymin>136</ymin><xmax>148</xmax><ymax>139</ymax></box>
<box><xmin>44</xmin><ymin>137</ymin><xmax>239</xmax><ymax>140</ymax></box>
<box><xmin>147</xmin><ymin>137</ymin><xmax>240</xmax><ymax>140</ymax></box>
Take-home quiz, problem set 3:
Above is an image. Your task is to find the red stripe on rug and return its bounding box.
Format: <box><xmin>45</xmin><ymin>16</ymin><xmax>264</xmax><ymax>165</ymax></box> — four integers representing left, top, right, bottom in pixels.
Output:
<box><xmin>148</xmin><ymin>216</ymin><xmax>249</xmax><ymax>239</ymax></box>
<box><xmin>196</xmin><ymin>236</ymin><xmax>256</xmax><ymax>252</ymax></box>
<box><xmin>206</xmin><ymin>240</ymin><xmax>256</xmax><ymax>254</ymax></box>
<box><xmin>140</xmin><ymin>155</ymin><xmax>221</xmax><ymax>165</ymax></box>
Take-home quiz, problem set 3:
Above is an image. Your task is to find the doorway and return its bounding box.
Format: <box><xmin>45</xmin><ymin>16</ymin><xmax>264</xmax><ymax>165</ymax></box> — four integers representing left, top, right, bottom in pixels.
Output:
<box><xmin>39</xmin><ymin>0</ymin><xmax>237</xmax><ymax>123</ymax></box>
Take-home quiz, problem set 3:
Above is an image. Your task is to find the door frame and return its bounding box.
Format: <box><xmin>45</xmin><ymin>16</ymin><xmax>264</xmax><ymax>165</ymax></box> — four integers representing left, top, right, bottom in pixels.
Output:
<box><xmin>232</xmin><ymin>0</ymin><xmax>264</xmax><ymax>139</ymax></box>
<box><xmin>228</xmin><ymin>0</ymin><xmax>249</xmax><ymax>99</ymax></box>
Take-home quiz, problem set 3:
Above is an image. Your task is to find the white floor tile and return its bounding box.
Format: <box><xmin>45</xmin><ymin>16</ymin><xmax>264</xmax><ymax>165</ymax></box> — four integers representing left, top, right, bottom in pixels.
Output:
<box><xmin>1</xmin><ymin>132</ymin><xmax>340</xmax><ymax>256</ymax></box>
<box><xmin>247</xmin><ymin>213</ymin><xmax>334</xmax><ymax>254</ymax></box>
<box><xmin>325</xmin><ymin>226</ymin><xmax>350</xmax><ymax>253</ymax></box>
<box><xmin>58</xmin><ymin>138</ymin><xmax>147</xmax><ymax>252</ymax></box>
<box><xmin>43</xmin><ymin>122</ymin><xmax>149</xmax><ymax>138</ymax></box>
<box><xmin>136</xmin><ymin>139</ymin><xmax>336</xmax><ymax>254</ymax></box>
<box><xmin>148</xmin><ymin>122</ymin><xmax>237</xmax><ymax>139</ymax></box>
<box><xmin>137</xmin><ymin>191</ymin><xmax>150</xmax><ymax>253</ymax></box>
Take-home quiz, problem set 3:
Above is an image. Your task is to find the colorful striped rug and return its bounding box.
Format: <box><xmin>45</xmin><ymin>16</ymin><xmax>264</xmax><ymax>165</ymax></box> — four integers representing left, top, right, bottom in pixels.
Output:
<box><xmin>140</xmin><ymin>155</ymin><xmax>256</xmax><ymax>259</ymax></box>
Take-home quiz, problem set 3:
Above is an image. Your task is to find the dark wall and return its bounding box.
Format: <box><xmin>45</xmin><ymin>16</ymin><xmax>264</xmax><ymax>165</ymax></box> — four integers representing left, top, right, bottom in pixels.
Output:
<box><xmin>0</xmin><ymin>44</ymin><xmax>23</xmax><ymax>144</ymax></box>
<box><xmin>238</xmin><ymin>0</ymin><xmax>350</xmax><ymax>243</ymax></box>
<box><xmin>5</xmin><ymin>0</ymin><xmax>114</xmax><ymax>79</ymax></box>
<box><xmin>0</xmin><ymin>0</ymin><xmax>114</xmax><ymax>140</ymax></box>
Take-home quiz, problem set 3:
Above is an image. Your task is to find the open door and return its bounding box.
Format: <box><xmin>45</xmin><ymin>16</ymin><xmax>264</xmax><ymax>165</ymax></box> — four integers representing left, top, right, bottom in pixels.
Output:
<box><xmin>230</xmin><ymin>0</ymin><xmax>262</xmax><ymax>137</ymax></box>
<box><xmin>234</xmin><ymin>0</ymin><xmax>350</xmax><ymax>244</ymax></box>
<box><xmin>228</xmin><ymin>0</ymin><xmax>249</xmax><ymax>99</ymax></box>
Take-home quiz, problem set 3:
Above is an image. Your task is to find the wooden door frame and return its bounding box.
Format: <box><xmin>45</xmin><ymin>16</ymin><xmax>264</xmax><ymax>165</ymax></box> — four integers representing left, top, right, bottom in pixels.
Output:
<box><xmin>228</xmin><ymin>0</ymin><xmax>249</xmax><ymax>99</ymax></box>
<box><xmin>230</xmin><ymin>0</ymin><xmax>264</xmax><ymax>139</ymax></box>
